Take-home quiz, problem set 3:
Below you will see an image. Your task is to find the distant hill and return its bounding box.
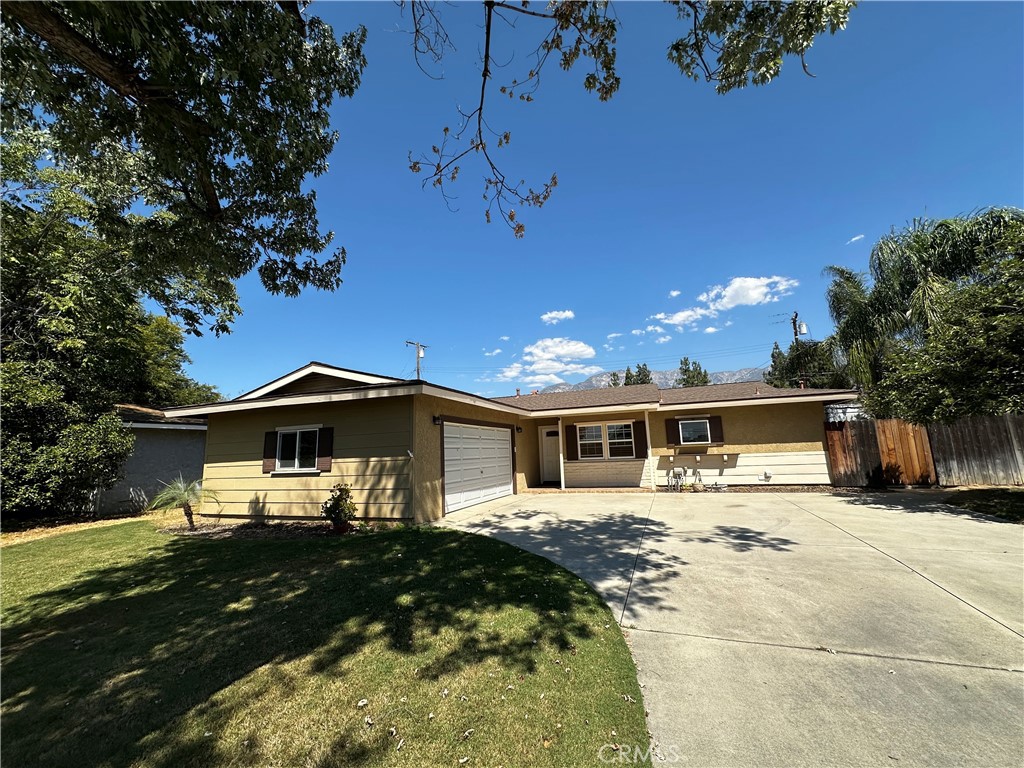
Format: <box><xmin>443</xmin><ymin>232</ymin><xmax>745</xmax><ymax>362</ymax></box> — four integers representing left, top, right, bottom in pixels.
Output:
<box><xmin>538</xmin><ymin>366</ymin><xmax>768</xmax><ymax>394</ymax></box>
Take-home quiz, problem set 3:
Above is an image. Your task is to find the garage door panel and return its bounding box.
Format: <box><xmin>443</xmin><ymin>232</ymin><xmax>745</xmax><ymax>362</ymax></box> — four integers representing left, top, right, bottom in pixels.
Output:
<box><xmin>443</xmin><ymin>423</ymin><xmax>513</xmax><ymax>513</ymax></box>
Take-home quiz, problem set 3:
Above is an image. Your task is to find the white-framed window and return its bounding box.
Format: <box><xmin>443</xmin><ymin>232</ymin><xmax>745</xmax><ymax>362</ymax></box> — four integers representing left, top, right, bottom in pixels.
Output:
<box><xmin>278</xmin><ymin>427</ymin><xmax>319</xmax><ymax>470</ymax></box>
<box><xmin>606</xmin><ymin>423</ymin><xmax>635</xmax><ymax>458</ymax></box>
<box><xmin>678</xmin><ymin>419</ymin><xmax>711</xmax><ymax>445</ymax></box>
<box><xmin>578</xmin><ymin>424</ymin><xmax>605</xmax><ymax>459</ymax></box>
<box><xmin>576</xmin><ymin>422</ymin><xmax>635</xmax><ymax>460</ymax></box>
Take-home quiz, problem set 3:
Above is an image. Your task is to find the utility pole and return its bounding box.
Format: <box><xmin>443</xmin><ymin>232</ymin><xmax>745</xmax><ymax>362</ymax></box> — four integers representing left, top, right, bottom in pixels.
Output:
<box><xmin>791</xmin><ymin>312</ymin><xmax>808</xmax><ymax>343</ymax></box>
<box><xmin>405</xmin><ymin>340</ymin><xmax>428</xmax><ymax>379</ymax></box>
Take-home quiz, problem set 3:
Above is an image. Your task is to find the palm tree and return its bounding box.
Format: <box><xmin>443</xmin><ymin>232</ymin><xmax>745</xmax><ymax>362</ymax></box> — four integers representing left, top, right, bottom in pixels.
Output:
<box><xmin>148</xmin><ymin>475</ymin><xmax>219</xmax><ymax>531</ymax></box>
<box><xmin>823</xmin><ymin>208</ymin><xmax>1023</xmax><ymax>389</ymax></box>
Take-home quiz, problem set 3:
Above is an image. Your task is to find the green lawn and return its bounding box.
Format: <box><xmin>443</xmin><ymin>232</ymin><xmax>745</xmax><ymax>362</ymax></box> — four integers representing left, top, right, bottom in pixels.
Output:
<box><xmin>1</xmin><ymin>521</ymin><xmax>649</xmax><ymax>767</ymax></box>
<box><xmin>942</xmin><ymin>487</ymin><xmax>1024</xmax><ymax>524</ymax></box>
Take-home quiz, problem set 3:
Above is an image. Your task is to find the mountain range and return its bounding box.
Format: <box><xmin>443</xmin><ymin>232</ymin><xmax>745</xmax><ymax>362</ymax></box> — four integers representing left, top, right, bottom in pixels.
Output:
<box><xmin>538</xmin><ymin>366</ymin><xmax>769</xmax><ymax>394</ymax></box>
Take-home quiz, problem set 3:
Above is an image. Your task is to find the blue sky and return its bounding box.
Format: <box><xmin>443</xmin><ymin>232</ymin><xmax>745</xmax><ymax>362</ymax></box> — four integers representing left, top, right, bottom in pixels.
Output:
<box><xmin>182</xmin><ymin>1</ymin><xmax>1024</xmax><ymax>399</ymax></box>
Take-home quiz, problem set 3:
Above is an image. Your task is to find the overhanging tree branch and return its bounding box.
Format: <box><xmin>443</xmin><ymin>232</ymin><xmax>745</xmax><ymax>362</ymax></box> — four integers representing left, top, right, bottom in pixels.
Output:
<box><xmin>2</xmin><ymin>1</ymin><xmax>223</xmax><ymax>218</ymax></box>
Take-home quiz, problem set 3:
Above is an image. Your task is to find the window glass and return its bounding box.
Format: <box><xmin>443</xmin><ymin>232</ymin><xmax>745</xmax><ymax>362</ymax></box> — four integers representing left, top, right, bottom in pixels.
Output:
<box><xmin>679</xmin><ymin>420</ymin><xmax>710</xmax><ymax>444</ymax></box>
<box><xmin>298</xmin><ymin>429</ymin><xmax>318</xmax><ymax>468</ymax></box>
<box><xmin>607</xmin><ymin>423</ymin><xmax>634</xmax><ymax>458</ymax></box>
<box><xmin>278</xmin><ymin>429</ymin><xmax>318</xmax><ymax>469</ymax></box>
<box><xmin>278</xmin><ymin>431</ymin><xmax>298</xmax><ymax>467</ymax></box>
<box><xmin>578</xmin><ymin>425</ymin><xmax>604</xmax><ymax>458</ymax></box>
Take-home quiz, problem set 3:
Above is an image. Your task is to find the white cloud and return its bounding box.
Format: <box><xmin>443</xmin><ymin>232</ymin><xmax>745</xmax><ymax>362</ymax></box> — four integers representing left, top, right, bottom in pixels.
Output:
<box><xmin>655</xmin><ymin>335</ymin><xmax>672</xmax><ymax>344</ymax></box>
<box><xmin>483</xmin><ymin>348</ymin><xmax>502</xmax><ymax>357</ymax></box>
<box><xmin>703</xmin><ymin>327</ymin><xmax>719</xmax><ymax>334</ymax></box>
<box><xmin>540</xmin><ymin>309</ymin><xmax>575</xmax><ymax>325</ymax></box>
<box><xmin>499</xmin><ymin>335</ymin><xmax>510</xmax><ymax>341</ymax></box>
<box><xmin>607</xmin><ymin>332</ymin><xmax>622</xmax><ymax>339</ymax></box>
<box><xmin>494</xmin><ymin>337</ymin><xmax>600</xmax><ymax>385</ymax></box>
<box><xmin>652</xmin><ymin>275</ymin><xmax>798</xmax><ymax>332</ymax></box>
<box><xmin>845</xmin><ymin>234</ymin><xmax>865</xmax><ymax>245</ymax></box>
<box><xmin>645</xmin><ymin>324</ymin><xmax>664</xmax><ymax>334</ymax></box>
<box><xmin>699</xmin><ymin>276</ymin><xmax>799</xmax><ymax>311</ymax></box>
<box><xmin>652</xmin><ymin>307</ymin><xmax>714</xmax><ymax>327</ymax></box>
<box><xmin>631</xmin><ymin>329</ymin><xmax>644</xmax><ymax>336</ymax></box>
<box><xmin>668</xmin><ymin>289</ymin><xmax>681</xmax><ymax>298</ymax></box>
<box><xmin>521</xmin><ymin>373</ymin><xmax>565</xmax><ymax>388</ymax></box>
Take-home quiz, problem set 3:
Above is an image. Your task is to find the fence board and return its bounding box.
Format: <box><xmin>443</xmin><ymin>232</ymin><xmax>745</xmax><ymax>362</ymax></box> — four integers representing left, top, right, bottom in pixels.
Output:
<box><xmin>928</xmin><ymin>415</ymin><xmax>1024</xmax><ymax>486</ymax></box>
<box><xmin>876</xmin><ymin>419</ymin><xmax>936</xmax><ymax>485</ymax></box>
<box><xmin>825</xmin><ymin>420</ymin><xmax>884</xmax><ymax>487</ymax></box>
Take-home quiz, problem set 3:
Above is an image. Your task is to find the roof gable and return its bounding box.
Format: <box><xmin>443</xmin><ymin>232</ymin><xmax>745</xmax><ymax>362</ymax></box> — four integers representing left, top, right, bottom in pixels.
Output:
<box><xmin>235</xmin><ymin>362</ymin><xmax>401</xmax><ymax>401</ymax></box>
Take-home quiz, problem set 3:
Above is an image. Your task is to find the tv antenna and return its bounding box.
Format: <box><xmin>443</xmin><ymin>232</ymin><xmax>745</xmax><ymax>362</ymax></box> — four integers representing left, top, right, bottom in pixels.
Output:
<box><xmin>405</xmin><ymin>340</ymin><xmax>428</xmax><ymax>379</ymax></box>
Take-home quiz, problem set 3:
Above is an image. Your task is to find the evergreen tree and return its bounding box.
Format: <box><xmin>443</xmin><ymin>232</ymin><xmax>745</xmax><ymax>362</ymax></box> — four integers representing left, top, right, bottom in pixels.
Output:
<box><xmin>674</xmin><ymin>357</ymin><xmax>711</xmax><ymax>387</ymax></box>
<box><xmin>609</xmin><ymin>371</ymin><xmax>622</xmax><ymax>387</ymax></box>
<box><xmin>633</xmin><ymin>363</ymin><xmax>654</xmax><ymax>385</ymax></box>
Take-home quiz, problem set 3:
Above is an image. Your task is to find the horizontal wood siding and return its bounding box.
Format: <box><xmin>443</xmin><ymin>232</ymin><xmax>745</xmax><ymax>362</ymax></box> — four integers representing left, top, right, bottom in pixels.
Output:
<box><xmin>654</xmin><ymin>451</ymin><xmax>832</xmax><ymax>486</ymax></box>
<box><xmin>201</xmin><ymin>398</ymin><xmax>414</xmax><ymax>521</ymax></box>
<box><xmin>564</xmin><ymin>459</ymin><xmax>647</xmax><ymax>488</ymax></box>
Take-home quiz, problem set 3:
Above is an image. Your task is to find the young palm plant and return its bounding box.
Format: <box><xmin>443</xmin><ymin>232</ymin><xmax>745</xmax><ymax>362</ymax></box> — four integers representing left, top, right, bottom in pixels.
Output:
<box><xmin>148</xmin><ymin>475</ymin><xmax>219</xmax><ymax>531</ymax></box>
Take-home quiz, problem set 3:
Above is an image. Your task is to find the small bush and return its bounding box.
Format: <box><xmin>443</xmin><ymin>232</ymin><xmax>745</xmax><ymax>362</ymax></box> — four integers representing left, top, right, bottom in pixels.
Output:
<box><xmin>321</xmin><ymin>483</ymin><xmax>357</xmax><ymax>532</ymax></box>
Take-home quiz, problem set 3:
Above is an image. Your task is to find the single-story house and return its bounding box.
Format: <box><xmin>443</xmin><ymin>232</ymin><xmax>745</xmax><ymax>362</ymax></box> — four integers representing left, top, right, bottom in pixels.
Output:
<box><xmin>94</xmin><ymin>404</ymin><xmax>208</xmax><ymax>515</ymax></box>
<box><xmin>167</xmin><ymin>361</ymin><xmax>858</xmax><ymax>524</ymax></box>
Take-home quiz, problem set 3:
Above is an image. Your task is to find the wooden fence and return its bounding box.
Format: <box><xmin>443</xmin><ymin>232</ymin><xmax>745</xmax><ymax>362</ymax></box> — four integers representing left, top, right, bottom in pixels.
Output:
<box><xmin>927</xmin><ymin>414</ymin><xmax>1024</xmax><ymax>486</ymax></box>
<box><xmin>825</xmin><ymin>419</ymin><xmax>935</xmax><ymax>487</ymax></box>
<box><xmin>825</xmin><ymin>414</ymin><xmax>1023</xmax><ymax>487</ymax></box>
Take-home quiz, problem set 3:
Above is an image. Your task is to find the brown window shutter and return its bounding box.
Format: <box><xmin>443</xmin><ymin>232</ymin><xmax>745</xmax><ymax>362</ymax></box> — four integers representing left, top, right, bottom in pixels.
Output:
<box><xmin>633</xmin><ymin>421</ymin><xmax>648</xmax><ymax>459</ymax></box>
<box><xmin>665</xmin><ymin>418</ymin><xmax>679</xmax><ymax>446</ymax></box>
<box><xmin>262</xmin><ymin>431</ymin><xmax>277</xmax><ymax>474</ymax></box>
<box><xmin>709</xmin><ymin>415</ymin><xmax>724</xmax><ymax>444</ymax></box>
<box><xmin>564</xmin><ymin>425</ymin><xmax>579</xmax><ymax>462</ymax></box>
<box><xmin>316</xmin><ymin>427</ymin><xmax>334</xmax><ymax>472</ymax></box>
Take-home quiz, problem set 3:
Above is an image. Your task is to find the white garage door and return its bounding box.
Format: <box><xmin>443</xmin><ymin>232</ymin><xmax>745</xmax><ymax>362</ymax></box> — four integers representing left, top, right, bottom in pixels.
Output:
<box><xmin>443</xmin><ymin>423</ymin><xmax>513</xmax><ymax>513</ymax></box>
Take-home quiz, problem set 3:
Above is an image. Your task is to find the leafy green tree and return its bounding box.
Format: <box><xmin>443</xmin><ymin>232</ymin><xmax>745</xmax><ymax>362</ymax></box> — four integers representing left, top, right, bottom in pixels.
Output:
<box><xmin>863</xmin><ymin>251</ymin><xmax>1024</xmax><ymax>424</ymax></box>
<box><xmin>764</xmin><ymin>340</ymin><xmax>852</xmax><ymax>390</ymax></box>
<box><xmin>149</xmin><ymin>475</ymin><xmax>220</xmax><ymax>532</ymax></box>
<box><xmin>623</xmin><ymin>366</ymin><xmax>635</xmax><ymax>386</ymax></box>
<box><xmin>1</xmin><ymin>134</ymin><xmax>221</xmax><ymax>408</ymax></box>
<box><xmin>1</xmin><ymin>133</ymin><xmax>221</xmax><ymax>520</ymax></box>
<box><xmin>0</xmin><ymin>362</ymin><xmax>134</xmax><ymax>520</ymax></box>
<box><xmin>608</xmin><ymin>371</ymin><xmax>622</xmax><ymax>387</ymax></box>
<box><xmin>674</xmin><ymin>357</ymin><xmax>711</xmax><ymax>388</ymax></box>
<box><xmin>2</xmin><ymin>2</ymin><xmax>367</xmax><ymax>333</ymax></box>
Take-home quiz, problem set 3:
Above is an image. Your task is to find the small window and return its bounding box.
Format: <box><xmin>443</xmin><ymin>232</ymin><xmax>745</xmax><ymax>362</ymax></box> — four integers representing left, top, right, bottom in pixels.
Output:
<box><xmin>678</xmin><ymin>419</ymin><xmax>711</xmax><ymax>445</ymax></box>
<box><xmin>278</xmin><ymin>428</ymin><xmax>318</xmax><ymax>470</ymax></box>
<box><xmin>578</xmin><ymin>425</ymin><xmax>604</xmax><ymax>459</ymax></box>
<box><xmin>607</xmin><ymin>422</ymin><xmax>634</xmax><ymax>458</ymax></box>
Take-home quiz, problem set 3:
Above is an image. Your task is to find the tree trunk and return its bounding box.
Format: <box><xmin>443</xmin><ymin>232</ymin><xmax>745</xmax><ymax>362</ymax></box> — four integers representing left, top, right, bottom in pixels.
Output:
<box><xmin>183</xmin><ymin>502</ymin><xmax>195</xmax><ymax>531</ymax></box>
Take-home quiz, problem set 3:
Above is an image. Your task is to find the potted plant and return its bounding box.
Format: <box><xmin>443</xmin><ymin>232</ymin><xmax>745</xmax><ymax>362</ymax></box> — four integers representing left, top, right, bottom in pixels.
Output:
<box><xmin>321</xmin><ymin>482</ymin><xmax>357</xmax><ymax>534</ymax></box>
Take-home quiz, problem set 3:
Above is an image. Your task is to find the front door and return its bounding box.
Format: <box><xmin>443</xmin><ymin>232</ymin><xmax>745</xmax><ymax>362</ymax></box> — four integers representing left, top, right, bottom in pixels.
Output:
<box><xmin>539</xmin><ymin>426</ymin><xmax>561</xmax><ymax>484</ymax></box>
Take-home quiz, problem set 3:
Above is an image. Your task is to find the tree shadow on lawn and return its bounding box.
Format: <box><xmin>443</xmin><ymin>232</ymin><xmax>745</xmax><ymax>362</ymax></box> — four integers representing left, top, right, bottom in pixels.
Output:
<box><xmin>0</xmin><ymin>527</ymin><xmax>606</xmax><ymax>767</ymax></box>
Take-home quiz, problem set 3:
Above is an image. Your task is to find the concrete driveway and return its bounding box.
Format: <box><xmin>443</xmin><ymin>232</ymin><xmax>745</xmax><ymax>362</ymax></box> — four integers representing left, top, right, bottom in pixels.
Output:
<box><xmin>440</xmin><ymin>491</ymin><xmax>1024</xmax><ymax>767</ymax></box>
